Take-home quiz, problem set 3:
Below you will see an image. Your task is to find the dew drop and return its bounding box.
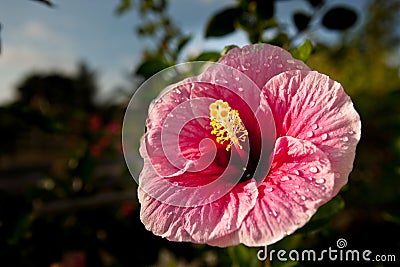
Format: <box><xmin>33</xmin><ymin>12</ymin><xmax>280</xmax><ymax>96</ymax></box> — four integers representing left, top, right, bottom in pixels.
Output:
<box><xmin>309</xmin><ymin>101</ymin><xmax>316</xmax><ymax>107</ymax></box>
<box><xmin>271</xmin><ymin>210</ymin><xmax>279</xmax><ymax>217</ymax></box>
<box><xmin>264</xmin><ymin>63</ymin><xmax>270</xmax><ymax>68</ymax></box>
<box><xmin>321</xmin><ymin>133</ymin><xmax>329</xmax><ymax>141</ymax></box>
<box><xmin>167</xmin><ymin>113</ymin><xmax>174</xmax><ymax>118</ymax></box>
<box><xmin>280</xmin><ymin>176</ymin><xmax>290</xmax><ymax>182</ymax></box>
<box><xmin>294</xmin><ymin>185</ymin><xmax>300</xmax><ymax>189</ymax></box>
<box><xmin>292</xmin><ymin>190</ymin><xmax>297</xmax><ymax>194</ymax></box>
<box><xmin>348</xmin><ymin>130</ymin><xmax>355</xmax><ymax>134</ymax></box>
<box><xmin>277</xmin><ymin>63</ymin><xmax>283</xmax><ymax>68</ymax></box>
<box><xmin>240</xmin><ymin>65</ymin><xmax>249</xmax><ymax>71</ymax></box>
<box><xmin>227</xmin><ymin>224</ymin><xmax>231</xmax><ymax>230</ymax></box>
<box><xmin>296</xmin><ymin>65</ymin><xmax>304</xmax><ymax>70</ymax></box>
<box><xmin>300</xmin><ymin>195</ymin><xmax>307</xmax><ymax>201</ymax></box>
<box><xmin>309</xmin><ymin>166</ymin><xmax>318</xmax><ymax>173</ymax></box>
<box><xmin>306</xmin><ymin>131</ymin><xmax>314</xmax><ymax>138</ymax></box>
<box><xmin>234</xmin><ymin>76</ymin><xmax>240</xmax><ymax>81</ymax></box>
<box><xmin>274</xmin><ymin>55</ymin><xmax>279</xmax><ymax>59</ymax></box>
<box><xmin>175</xmin><ymin>89</ymin><xmax>182</xmax><ymax>94</ymax></box>
<box><xmin>312</xmin><ymin>124</ymin><xmax>319</xmax><ymax>130</ymax></box>
<box><xmin>286</xmin><ymin>59</ymin><xmax>295</xmax><ymax>64</ymax></box>
<box><xmin>174</xmin><ymin>99</ymin><xmax>180</xmax><ymax>103</ymax></box>
<box><xmin>316</xmin><ymin>178</ymin><xmax>325</xmax><ymax>184</ymax></box>
<box><xmin>145</xmin><ymin>196</ymin><xmax>151</xmax><ymax>201</ymax></box>
<box><xmin>255</xmin><ymin>69</ymin><xmax>261</xmax><ymax>73</ymax></box>
<box><xmin>163</xmin><ymin>124</ymin><xmax>169</xmax><ymax>128</ymax></box>
<box><xmin>342</xmin><ymin>136</ymin><xmax>349</xmax><ymax>142</ymax></box>
<box><xmin>238</xmin><ymin>87</ymin><xmax>244</xmax><ymax>92</ymax></box>
<box><xmin>293</xmin><ymin>170</ymin><xmax>300</xmax><ymax>176</ymax></box>
<box><xmin>168</xmin><ymin>211</ymin><xmax>173</xmax><ymax>215</ymax></box>
<box><xmin>305</xmin><ymin>188</ymin><xmax>310</xmax><ymax>192</ymax></box>
<box><xmin>266</xmin><ymin>187</ymin><xmax>274</xmax><ymax>192</ymax></box>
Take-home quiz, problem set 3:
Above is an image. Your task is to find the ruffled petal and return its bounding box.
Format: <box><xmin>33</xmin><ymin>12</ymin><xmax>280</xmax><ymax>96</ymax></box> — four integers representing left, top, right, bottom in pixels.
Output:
<box><xmin>262</xmin><ymin>70</ymin><xmax>361</xmax><ymax>194</ymax></box>
<box><xmin>218</xmin><ymin>43</ymin><xmax>310</xmax><ymax>89</ymax></box>
<box><xmin>138</xmin><ymin>174</ymin><xmax>258</xmax><ymax>244</ymax></box>
<box><xmin>238</xmin><ymin>136</ymin><xmax>335</xmax><ymax>246</ymax></box>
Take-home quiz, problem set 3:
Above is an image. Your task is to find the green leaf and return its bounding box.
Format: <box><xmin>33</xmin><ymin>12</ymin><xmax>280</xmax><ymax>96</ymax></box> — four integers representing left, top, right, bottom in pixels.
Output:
<box><xmin>321</xmin><ymin>7</ymin><xmax>357</xmax><ymax>30</ymax></box>
<box><xmin>221</xmin><ymin>45</ymin><xmax>239</xmax><ymax>56</ymax></box>
<box><xmin>135</xmin><ymin>58</ymin><xmax>171</xmax><ymax>79</ymax></box>
<box><xmin>297</xmin><ymin>195</ymin><xmax>345</xmax><ymax>233</ymax></box>
<box><xmin>191</xmin><ymin>51</ymin><xmax>221</xmax><ymax>62</ymax></box>
<box><xmin>115</xmin><ymin>0</ymin><xmax>132</xmax><ymax>15</ymax></box>
<box><xmin>290</xmin><ymin>40</ymin><xmax>313</xmax><ymax>62</ymax></box>
<box><xmin>205</xmin><ymin>7</ymin><xmax>242</xmax><ymax>38</ymax></box>
<box><xmin>228</xmin><ymin>245</ymin><xmax>262</xmax><ymax>267</ymax></box>
<box><xmin>176</xmin><ymin>35</ymin><xmax>191</xmax><ymax>54</ymax></box>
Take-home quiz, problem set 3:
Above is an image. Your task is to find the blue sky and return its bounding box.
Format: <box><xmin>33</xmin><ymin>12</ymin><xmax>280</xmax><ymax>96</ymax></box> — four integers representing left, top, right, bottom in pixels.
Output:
<box><xmin>0</xmin><ymin>0</ymin><xmax>366</xmax><ymax>104</ymax></box>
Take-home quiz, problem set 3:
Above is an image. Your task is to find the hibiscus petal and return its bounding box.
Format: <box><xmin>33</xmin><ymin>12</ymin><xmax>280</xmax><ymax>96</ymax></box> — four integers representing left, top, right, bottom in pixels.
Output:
<box><xmin>262</xmin><ymin>70</ymin><xmax>361</xmax><ymax>194</ymax></box>
<box><xmin>218</xmin><ymin>43</ymin><xmax>310</xmax><ymax>89</ymax></box>
<box><xmin>138</xmin><ymin>177</ymin><xmax>258</xmax><ymax>244</ymax></box>
<box><xmin>238</xmin><ymin>136</ymin><xmax>335</xmax><ymax>246</ymax></box>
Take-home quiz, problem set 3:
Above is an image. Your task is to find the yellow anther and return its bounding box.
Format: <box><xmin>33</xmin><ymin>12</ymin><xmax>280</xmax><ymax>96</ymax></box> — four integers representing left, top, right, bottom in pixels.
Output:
<box><xmin>209</xmin><ymin>100</ymin><xmax>248</xmax><ymax>151</ymax></box>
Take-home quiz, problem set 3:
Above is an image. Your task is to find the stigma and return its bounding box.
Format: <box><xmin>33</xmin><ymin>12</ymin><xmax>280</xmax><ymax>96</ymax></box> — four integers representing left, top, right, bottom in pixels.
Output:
<box><xmin>209</xmin><ymin>100</ymin><xmax>248</xmax><ymax>151</ymax></box>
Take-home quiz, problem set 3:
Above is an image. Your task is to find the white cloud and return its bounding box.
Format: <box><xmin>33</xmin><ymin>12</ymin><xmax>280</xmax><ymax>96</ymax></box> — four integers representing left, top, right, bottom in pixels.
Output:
<box><xmin>0</xmin><ymin>21</ymin><xmax>76</xmax><ymax>104</ymax></box>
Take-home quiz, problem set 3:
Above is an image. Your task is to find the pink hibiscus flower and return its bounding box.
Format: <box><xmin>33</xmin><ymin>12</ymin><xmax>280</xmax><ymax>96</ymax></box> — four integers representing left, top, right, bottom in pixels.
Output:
<box><xmin>137</xmin><ymin>44</ymin><xmax>361</xmax><ymax>247</ymax></box>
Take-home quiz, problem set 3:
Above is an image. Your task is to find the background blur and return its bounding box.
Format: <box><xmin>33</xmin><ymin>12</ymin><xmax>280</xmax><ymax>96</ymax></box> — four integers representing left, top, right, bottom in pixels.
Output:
<box><xmin>0</xmin><ymin>0</ymin><xmax>399</xmax><ymax>266</ymax></box>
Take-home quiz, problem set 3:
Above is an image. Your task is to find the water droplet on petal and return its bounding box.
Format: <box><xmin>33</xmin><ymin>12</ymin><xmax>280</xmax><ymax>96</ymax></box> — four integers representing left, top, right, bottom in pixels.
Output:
<box><xmin>167</xmin><ymin>113</ymin><xmax>174</xmax><ymax>118</ymax></box>
<box><xmin>348</xmin><ymin>130</ymin><xmax>355</xmax><ymax>134</ymax></box>
<box><xmin>255</xmin><ymin>69</ymin><xmax>261</xmax><ymax>73</ymax></box>
<box><xmin>321</xmin><ymin>133</ymin><xmax>329</xmax><ymax>141</ymax></box>
<box><xmin>271</xmin><ymin>210</ymin><xmax>279</xmax><ymax>217</ymax></box>
<box><xmin>274</xmin><ymin>55</ymin><xmax>279</xmax><ymax>59</ymax></box>
<box><xmin>300</xmin><ymin>195</ymin><xmax>307</xmax><ymax>201</ymax></box>
<box><xmin>238</xmin><ymin>87</ymin><xmax>244</xmax><ymax>92</ymax></box>
<box><xmin>234</xmin><ymin>76</ymin><xmax>240</xmax><ymax>81</ymax></box>
<box><xmin>168</xmin><ymin>211</ymin><xmax>173</xmax><ymax>215</ymax></box>
<box><xmin>294</xmin><ymin>185</ymin><xmax>300</xmax><ymax>189</ymax></box>
<box><xmin>296</xmin><ymin>65</ymin><xmax>304</xmax><ymax>70</ymax></box>
<box><xmin>286</xmin><ymin>59</ymin><xmax>295</xmax><ymax>64</ymax></box>
<box><xmin>312</xmin><ymin>124</ymin><xmax>319</xmax><ymax>130</ymax></box>
<box><xmin>309</xmin><ymin>166</ymin><xmax>318</xmax><ymax>173</ymax></box>
<box><xmin>145</xmin><ymin>196</ymin><xmax>151</xmax><ymax>201</ymax></box>
<box><xmin>227</xmin><ymin>224</ymin><xmax>231</xmax><ymax>230</ymax></box>
<box><xmin>293</xmin><ymin>170</ymin><xmax>300</xmax><ymax>176</ymax></box>
<box><xmin>277</xmin><ymin>63</ymin><xmax>283</xmax><ymax>68</ymax></box>
<box><xmin>306</xmin><ymin>131</ymin><xmax>314</xmax><ymax>138</ymax></box>
<box><xmin>280</xmin><ymin>176</ymin><xmax>290</xmax><ymax>182</ymax></box>
<box><xmin>292</xmin><ymin>190</ymin><xmax>297</xmax><ymax>194</ymax></box>
<box><xmin>175</xmin><ymin>89</ymin><xmax>181</xmax><ymax>94</ymax></box>
<box><xmin>316</xmin><ymin>178</ymin><xmax>325</xmax><ymax>184</ymax></box>
<box><xmin>342</xmin><ymin>136</ymin><xmax>349</xmax><ymax>142</ymax></box>
<box><xmin>264</xmin><ymin>62</ymin><xmax>270</xmax><ymax>67</ymax></box>
<box><xmin>266</xmin><ymin>187</ymin><xmax>274</xmax><ymax>192</ymax></box>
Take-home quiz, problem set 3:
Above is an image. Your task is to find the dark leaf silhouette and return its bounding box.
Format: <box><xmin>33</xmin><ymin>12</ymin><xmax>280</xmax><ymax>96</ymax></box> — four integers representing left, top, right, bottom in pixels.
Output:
<box><xmin>29</xmin><ymin>0</ymin><xmax>54</xmax><ymax>7</ymax></box>
<box><xmin>205</xmin><ymin>7</ymin><xmax>242</xmax><ymax>37</ymax></box>
<box><xmin>322</xmin><ymin>6</ymin><xmax>357</xmax><ymax>30</ymax></box>
<box><xmin>293</xmin><ymin>12</ymin><xmax>311</xmax><ymax>32</ymax></box>
<box><xmin>307</xmin><ymin>0</ymin><xmax>324</xmax><ymax>7</ymax></box>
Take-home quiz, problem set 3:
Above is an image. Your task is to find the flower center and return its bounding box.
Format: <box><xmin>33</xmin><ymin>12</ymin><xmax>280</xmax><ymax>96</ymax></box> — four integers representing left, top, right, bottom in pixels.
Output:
<box><xmin>209</xmin><ymin>100</ymin><xmax>248</xmax><ymax>151</ymax></box>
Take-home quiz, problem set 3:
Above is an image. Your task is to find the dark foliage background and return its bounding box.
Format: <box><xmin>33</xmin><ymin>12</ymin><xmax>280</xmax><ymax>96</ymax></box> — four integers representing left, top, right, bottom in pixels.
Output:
<box><xmin>0</xmin><ymin>0</ymin><xmax>399</xmax><ymax>266</ymax></box>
